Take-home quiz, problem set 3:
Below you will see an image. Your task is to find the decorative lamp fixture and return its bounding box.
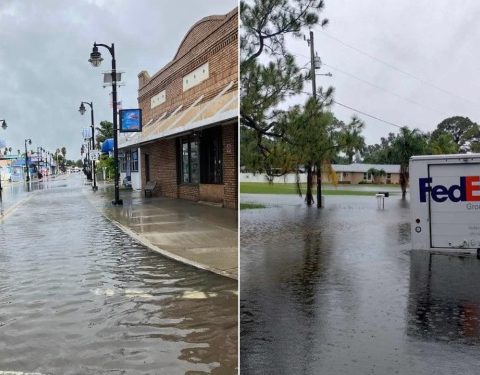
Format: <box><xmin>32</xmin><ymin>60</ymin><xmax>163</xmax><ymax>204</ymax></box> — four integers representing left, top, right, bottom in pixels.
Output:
<box><xmin>88</xmin><ymin>44</ymin><xmax>103</xmax><ymax>67</ymax></box>
<box><xmin>79</xmin><ymin>103</ymin><xmax>86</xmax><ymax>115</ymax></box>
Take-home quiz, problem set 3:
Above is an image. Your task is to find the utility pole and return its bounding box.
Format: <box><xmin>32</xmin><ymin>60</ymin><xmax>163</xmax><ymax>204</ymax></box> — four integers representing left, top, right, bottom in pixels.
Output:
<box><xmin>307</xmin><ymin>30</ymin><xmax>323</xmax><ymax>208</ymax></box>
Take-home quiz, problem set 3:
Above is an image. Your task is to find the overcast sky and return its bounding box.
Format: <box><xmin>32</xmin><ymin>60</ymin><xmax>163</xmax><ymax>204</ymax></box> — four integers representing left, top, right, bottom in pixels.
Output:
<box><xmin>0</xmin><ymin>0</ymin><xmax>236</xmax><ymax>160</ymax></box>
<box><xmin>285</xmin><ymin>0</ymin><xmax>480</xmax><ymax>146</ymax></box>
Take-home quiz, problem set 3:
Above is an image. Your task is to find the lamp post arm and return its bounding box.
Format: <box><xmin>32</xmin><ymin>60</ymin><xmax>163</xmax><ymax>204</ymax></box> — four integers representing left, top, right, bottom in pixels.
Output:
<box><xmin>81</xmin><ymin>101</ymin><xmax>93</xmax><ymax>110</ymax></box>
<box><xmin>94</xmin><ymin>43</ymin><xmax>114</xmax><ymax>58</ymax></box>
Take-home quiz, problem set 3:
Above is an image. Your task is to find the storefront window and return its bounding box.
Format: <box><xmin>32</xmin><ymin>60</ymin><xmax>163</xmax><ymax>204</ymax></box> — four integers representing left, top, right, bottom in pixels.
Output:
<box><xmin>200</xmin><ymin>127</ymin><xmax>223</xmax><ymax>184</ymax></box>
<box><xmin>120</xmin><ymin>154</ymin><xmax>126</xmax><ymax>172</ymax></box>
<box><xmin>131</xmin><ymin>150</ymin><xmax>138</xmax><ymax>172</ymax></box>
<box><xmin>190</xmin><ymin>140</ymin><xmax>199</xmax><ymax>184</ymax></box>
<box><xmin>180</xmin><ymin>136</ymin><xmax>199</xmax><ymax>184</ymax></box>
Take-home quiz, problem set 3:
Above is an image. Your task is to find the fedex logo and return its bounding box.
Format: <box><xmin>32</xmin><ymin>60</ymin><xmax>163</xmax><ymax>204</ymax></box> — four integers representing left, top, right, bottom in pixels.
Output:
<box><xmin>419</xmin><ymin>177</ymin><xmax>480</xmax><ymax>202</ymax></box>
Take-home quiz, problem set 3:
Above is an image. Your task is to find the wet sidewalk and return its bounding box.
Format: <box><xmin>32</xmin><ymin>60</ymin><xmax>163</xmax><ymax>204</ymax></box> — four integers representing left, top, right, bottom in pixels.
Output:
<box><xmin>86</xmin><ymin>185</ymin><xmax>238</xmax><ymax>279</ymax></box>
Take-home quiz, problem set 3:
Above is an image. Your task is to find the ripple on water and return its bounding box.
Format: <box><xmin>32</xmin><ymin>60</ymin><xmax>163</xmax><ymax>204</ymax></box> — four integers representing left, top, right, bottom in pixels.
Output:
<box><xmin>0</xmin><ymin>180</ymin><xmax>237</xmax><ymax>374</ymax></box>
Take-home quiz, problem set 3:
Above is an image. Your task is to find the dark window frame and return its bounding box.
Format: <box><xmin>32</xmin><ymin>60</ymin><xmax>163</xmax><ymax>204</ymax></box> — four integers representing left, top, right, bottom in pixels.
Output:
<box><xmin>131</xmin><ymin>150</ymin><xmax>139</xmax><ymax>172</ymax></box>
<box><xmin>120</xmin><ymin>153</ymin><xmax>127</xmax><ymax>173</ymax></box>
<box><xmin>200</xmin><ymin>127</ymin><xmax>223</xmax><ymax>184</ymax></box>
<box><xmin>179</xmin><ymin>135</ymin><xmax>199</xmax><ymax>185</ymax></box>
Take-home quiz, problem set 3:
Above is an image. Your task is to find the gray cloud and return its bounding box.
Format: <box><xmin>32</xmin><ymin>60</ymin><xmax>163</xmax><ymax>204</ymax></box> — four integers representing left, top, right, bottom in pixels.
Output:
<box><xmin>0</xmin><ymin>0</ymin><xmax>237</xmax><ymax>159</ymax></box>
<box><xmin>283</xmin><ymin>0</ymin><xmax>480</xmax><ymax>145</ymax></box>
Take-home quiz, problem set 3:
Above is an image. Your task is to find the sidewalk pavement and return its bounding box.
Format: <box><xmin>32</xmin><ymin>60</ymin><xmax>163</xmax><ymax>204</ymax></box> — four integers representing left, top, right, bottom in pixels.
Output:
<box><xmin>87</xmin><ymin>185</ymin><xmax>238</xmax><ymax>280</ymax></box>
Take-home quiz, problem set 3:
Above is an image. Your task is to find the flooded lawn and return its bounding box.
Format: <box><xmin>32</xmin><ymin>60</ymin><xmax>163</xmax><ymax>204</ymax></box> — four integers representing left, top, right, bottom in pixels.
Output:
<box><xmin>241</xmin><ymin>194</ymin><xmax>480</xmax><ymax>374</ymax></box>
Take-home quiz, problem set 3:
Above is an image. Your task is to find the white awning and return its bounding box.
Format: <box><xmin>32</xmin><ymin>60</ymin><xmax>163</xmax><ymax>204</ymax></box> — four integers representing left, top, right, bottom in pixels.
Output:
<box><xmin>119</xmin><ymin>81</ymin><xmax>237</xmax><ymax>149</ymax></box>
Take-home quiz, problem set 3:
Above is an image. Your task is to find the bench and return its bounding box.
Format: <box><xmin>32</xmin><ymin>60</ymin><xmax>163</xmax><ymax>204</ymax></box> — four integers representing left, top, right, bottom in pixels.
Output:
<box><xmin>144</xmin><ymin>180</ymin><xmax>157</xmax><ymax>198</ymax></box>
<box><xmin>122</xmin><ymin>176</ymin><xmax>132</xmax><ymax>189</ymax></box>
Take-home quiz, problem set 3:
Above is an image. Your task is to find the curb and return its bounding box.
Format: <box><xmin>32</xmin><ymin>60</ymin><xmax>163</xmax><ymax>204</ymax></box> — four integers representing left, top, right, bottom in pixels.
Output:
<box><xmin>83</xmin><ymin>190</ymin><xmax>238</xmax><ymax>281</ymax></box>
<box><xmin>0</xmin><ymin>191</ymin><xmax>38</xmax><ymax>221</ymax></box>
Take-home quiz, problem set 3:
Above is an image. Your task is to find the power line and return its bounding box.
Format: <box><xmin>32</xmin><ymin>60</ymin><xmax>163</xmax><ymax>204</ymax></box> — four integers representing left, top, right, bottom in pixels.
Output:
<box><xmin>301</xmin><ymin>89</ymin><xmax>408</xmax><ymax>129</ymax></box>
<box><xmin>330</xmin><ymin>98</ymin><xmax>404</xmax><ymax>129</ymax></box>
<box><xmin>323</xmin><ymin>63</ymin><xmax>449</xmax><ymax>117</ymax></box>
<box><xmin>319</xmin><ymin>31</ymin><xmax>480</xmax><ymax>107</ymax></box>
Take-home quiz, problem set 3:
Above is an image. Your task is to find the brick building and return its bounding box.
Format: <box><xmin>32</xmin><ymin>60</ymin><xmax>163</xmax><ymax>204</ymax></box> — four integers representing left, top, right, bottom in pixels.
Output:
<box><xmin>119</xmin><ymin>7</ymin><xmax>238</xmax><ymax>209</ymax></box>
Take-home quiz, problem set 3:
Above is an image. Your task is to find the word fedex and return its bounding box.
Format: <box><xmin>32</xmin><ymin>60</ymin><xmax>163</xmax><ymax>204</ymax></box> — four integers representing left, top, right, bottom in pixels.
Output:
<box><xmin>419</xmin><ymin>176</ymin><xmax>480</xmax><ymax>203</ymax></box>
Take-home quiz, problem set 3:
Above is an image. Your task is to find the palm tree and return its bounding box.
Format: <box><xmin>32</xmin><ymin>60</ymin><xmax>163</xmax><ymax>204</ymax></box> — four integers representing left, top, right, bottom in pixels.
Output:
<box><xmin>392</xmin><ymin>127</ymin><xmax>426</xmax><ymax>199</ymax></box>
<box><xmin>339</xmin><ymin>116</ymin><xmax>366</xmax><ymax>164</ymax></box>
<box><xmin>428</xmin><ymin>133</ymin><xmax>458</xmax><ymax>154</ymax></box>
<box><xmin>367</xmin><ymin>168</ymin><xmax>386</xmax><ymax>184</ymax></box>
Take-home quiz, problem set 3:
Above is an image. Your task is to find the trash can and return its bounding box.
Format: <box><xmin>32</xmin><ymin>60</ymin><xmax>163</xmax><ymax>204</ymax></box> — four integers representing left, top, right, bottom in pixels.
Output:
<box><xmin>376</xmin><ymin>193</ymin><xmax>385</xmax><ymax>210</ymax></box>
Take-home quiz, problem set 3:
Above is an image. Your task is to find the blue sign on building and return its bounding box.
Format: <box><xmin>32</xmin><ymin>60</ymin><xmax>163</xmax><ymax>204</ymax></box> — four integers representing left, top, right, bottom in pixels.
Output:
<box><xmin>119</xmin><ymin>109</ymin><xmax>142</xmax><ymax>132</ymax></box>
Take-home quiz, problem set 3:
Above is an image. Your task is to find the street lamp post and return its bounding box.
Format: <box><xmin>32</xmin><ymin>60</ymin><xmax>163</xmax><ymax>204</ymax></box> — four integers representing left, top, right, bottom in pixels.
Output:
<box><xmin>36</xmin><ymin>147</ymin><xmax>40</xmax><ymax>178</ymax></box>
<box><xmin>48</xmin><ymin>151</ymin><xmax>51</xmax><ymax>176</ymax></box>
<box><xmin>88</xmin><ymin>42</ymin><xmax>121</xmax><ymax>204</ymax></box>
<box><xmin>0</xmin><ymin>120</ymin><xmax>7</xmax><ymax>192</ymax></box>
<box><xmin>24</xmin><ymin>138</ymin><xmax>32</xmax><ymax>182</ymax></box>
<box><xmin>79</xmin><ymin>101</ymin><xmax>98</xmax><ymax>191</ymax></box>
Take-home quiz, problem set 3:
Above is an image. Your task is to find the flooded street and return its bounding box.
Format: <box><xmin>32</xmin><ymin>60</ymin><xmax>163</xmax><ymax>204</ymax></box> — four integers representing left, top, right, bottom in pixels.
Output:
<box><xmin>241</xmin><ymin>194</ymin><xmax>480</xmax><ymax>374</ymax></box>
<box><xmin>0</xmin><ymin>176</ymin><xmax>237</xmax><ymax>375</ymax></box>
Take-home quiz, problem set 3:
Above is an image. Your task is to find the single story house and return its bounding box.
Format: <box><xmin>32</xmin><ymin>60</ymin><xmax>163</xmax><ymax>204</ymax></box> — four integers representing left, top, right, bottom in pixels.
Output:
<box><xmin>329</xmin><ymin>163</ymin><xmax>401</xmax><ymax>184</ymax></box>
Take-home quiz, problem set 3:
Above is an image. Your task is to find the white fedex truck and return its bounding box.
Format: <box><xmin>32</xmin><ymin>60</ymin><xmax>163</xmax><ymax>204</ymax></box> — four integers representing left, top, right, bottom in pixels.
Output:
<box><xmin>410</xmin><ymin>154</ymin><xmax>480</xmax><ymax>254</ymax></box>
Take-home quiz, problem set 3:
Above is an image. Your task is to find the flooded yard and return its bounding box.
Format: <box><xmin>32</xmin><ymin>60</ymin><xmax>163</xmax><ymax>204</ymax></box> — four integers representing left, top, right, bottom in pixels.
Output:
<box><xmin>241</xmin><ymin>194</ymin><xmax>480</xmax><ymax>374</ymax></box>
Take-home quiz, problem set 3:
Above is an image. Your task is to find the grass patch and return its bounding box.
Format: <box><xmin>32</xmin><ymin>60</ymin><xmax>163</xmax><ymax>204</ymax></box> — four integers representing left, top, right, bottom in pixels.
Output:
<box><xmin>240</xmin><ymin>202</ymin><xmax>266</xmax><ymax>210</ymax></box>
<box><xmin>240</xmin><ymin>182</ymin><xmax>398</xmax><ymax>196</ymax></box>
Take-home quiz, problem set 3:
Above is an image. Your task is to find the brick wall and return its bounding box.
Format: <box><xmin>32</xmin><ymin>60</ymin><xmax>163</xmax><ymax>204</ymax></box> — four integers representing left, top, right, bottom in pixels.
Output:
<box><xmin>141</xmin><ymin>140</ymin><xmax>177</xmax><ymax>198</ymax></box>
<box><xmin>223</xmin><ymin>122</ymin><xmax>238</xmax><ymax>209</ymax></box>
<box><xmin>138</xmin><ymin>7</ymin><xmax>238</xmax><ymax>126</ymax></box>
<box><xmin>136</xmin><ymin>7</ymin><xmax>238</xmax><ymax>209</ymax></box>
<box><xmin>178</xmin><ymin>184</ymin><xmax>200</xmax><ymax>201</ymax></box>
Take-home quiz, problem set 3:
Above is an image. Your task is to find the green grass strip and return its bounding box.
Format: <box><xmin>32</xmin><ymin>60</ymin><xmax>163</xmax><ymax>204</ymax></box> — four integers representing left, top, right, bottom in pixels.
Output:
<box><xmin>240</xmin><ymin>202</ymin><xmax>267</xmax><ymax>210</ymax></box>
<box><xmin>240</xmin><ymin>182</ymin><xmax>397</xmax><ymax>196</ymax></box>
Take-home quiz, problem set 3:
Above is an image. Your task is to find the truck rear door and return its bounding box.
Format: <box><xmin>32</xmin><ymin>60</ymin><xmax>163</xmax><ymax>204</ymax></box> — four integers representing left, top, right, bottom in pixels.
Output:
<box><xmin>429</xmin><ymin>163</ymin><xmax>480</xmax><ymax>249</ymax></box>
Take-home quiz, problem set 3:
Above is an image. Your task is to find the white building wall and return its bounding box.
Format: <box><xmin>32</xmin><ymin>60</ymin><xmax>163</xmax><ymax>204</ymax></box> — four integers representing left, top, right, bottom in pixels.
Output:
<box><xmin>120</xmin><ymin>147</ymin><xmax>142</xmax><ymax>190</ymax></box>
<box><xmin>240</xmin><ymin>173</ymin><xmax>308</xmax><ymax>183</ymax></box>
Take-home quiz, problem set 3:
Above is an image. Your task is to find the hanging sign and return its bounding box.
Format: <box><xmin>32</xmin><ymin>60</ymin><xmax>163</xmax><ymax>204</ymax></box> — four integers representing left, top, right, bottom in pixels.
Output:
<box><xmin>119</xmin><ymin>109</ymin><xmax>142</xmax><ymax>132</ymax></box>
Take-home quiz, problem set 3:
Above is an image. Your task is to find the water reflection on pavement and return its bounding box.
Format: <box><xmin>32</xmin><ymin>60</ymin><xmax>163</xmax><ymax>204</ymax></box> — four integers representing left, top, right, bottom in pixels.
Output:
<box><xmin>0</xmin><ymin>176</ymin><xmax>237</xmax><ymax>375</ymax></box>
<box><xmin>241</xmin><ymin>194</ymin><xmax>480</xmax><ymax>374</ymax></box>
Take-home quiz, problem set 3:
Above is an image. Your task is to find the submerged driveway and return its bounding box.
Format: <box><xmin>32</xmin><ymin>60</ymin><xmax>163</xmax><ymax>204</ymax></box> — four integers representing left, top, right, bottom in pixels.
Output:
<box><xmin>0</xmin><ymin>176</ymin><xmax>237</xmax><ymax>374</ymax></box>
<box><xmin>241</xmin><ymin>194</ymin><xmax>480</xmax><ymax>375</ymax></box>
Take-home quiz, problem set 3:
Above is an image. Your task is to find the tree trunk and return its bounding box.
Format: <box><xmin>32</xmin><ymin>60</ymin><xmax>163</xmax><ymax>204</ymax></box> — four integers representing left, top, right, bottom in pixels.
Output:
<box><xmin>306</xmin><ymin>164</ymin><xmax>313</xmax><ymax>206</ymax></box>
<box><xmin>399</xmin><ymin>163</ymin><xmax>408</xmax><ymax>200</ymax></box>
<box><xmin>316</xmin><ymin>162</ymin><xmax>322</xmax><ymax>208</ymax></box>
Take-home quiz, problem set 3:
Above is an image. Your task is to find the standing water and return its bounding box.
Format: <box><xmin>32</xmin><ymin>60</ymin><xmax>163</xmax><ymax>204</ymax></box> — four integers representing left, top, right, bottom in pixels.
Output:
<box><xmin>241</xmin><ymin>194</ymin><xmax>480</xmax><ymax>374</ymax></box>
<box><xmin>0</xmin><ymin>177</ymin><xmax>237</xmax><ymax>374</ymax></box>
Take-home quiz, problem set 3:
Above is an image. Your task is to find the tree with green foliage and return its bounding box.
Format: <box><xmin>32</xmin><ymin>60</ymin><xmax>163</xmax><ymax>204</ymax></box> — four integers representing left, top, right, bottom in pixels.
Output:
<box><xmin>362</xmin><ymin>127</ymin><xmax>427</xmax><ymax>198</ymax></box>
<box><xmin>426</xmin><ymin>132</ymin><xmax>458</xmax><ymax>154</ymax></box>
<box><xmin>338</xmin><ymin>116</ymin><xmax>366</xmax><ymax>163</ymax></box>
<box><xmin>97</xmin><ymin>154</ymin><xmax>115</xmax><ymax>180</ymax></box>
<box><xmin>363</xmin><ymin>132</ymin><xmax>400</xmax><ymax>164</ymax></box>
<box><xmin>241</xmin><ymin>0</ymin><xmax>337</xmax><ymax>207</ymax></box>
<box><xmin>240</xmin><ymin>127</ymin><xmax>268</xmax><ymax>173</ymax></box>
<box><xmin>367</xmin><ymin>168</ymin><xmax>386</xmax><ymax>184</ymax></box>
<box><xmin>96</xmin><ymin>120</ymin><xmax>113</xmax><ymax>147</ymax></box>
<box><xmin>283</xmin><ymin>97</ymin><xmax>334</xmax><ymax>202</ymax></box>
<box><xmin>240</xmin><ymin>0</ymin><xmax>328</xmax><ymax>169</ymax></box>
<box><xmin>392</xmin><ymin>127</ymin><xmax>427</xmax><ymax>199</ymax></box>
<box><xmin>431</xmin><ymin>116</ymin><xmax>480</xmax><ymax>153</ymax></box>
